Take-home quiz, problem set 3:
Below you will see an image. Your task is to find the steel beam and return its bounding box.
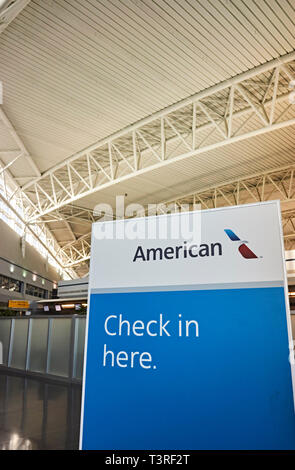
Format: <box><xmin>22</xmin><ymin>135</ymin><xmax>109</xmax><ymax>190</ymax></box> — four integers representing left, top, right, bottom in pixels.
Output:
<box><xmin>0</xmin><ymin>0</ymin><xmax>30</xmax><ymax>34</ymax></box>
<box><xmin>60</xmin><ymin>163</ymin><xmax>295</xmax><ymax>268</ymax></box>
<box><xmin>1</xmin><ymin>52</ymin><xmax>295</xmax><ymax>274</ymax></box>
<box><xmin>13</xmin><ymin>52</ymin><xmax>295</xmax><ymax>222</ymax></box>
<box><xmin>0</xmin><ymin>107</ymin><xmax>40</xmax><ymax>176</ymax></box>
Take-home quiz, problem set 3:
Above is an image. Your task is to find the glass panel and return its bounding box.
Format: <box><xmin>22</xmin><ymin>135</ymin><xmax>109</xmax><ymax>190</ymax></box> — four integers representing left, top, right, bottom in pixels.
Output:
<box><xmin>8</xmin><ymin>278</ymin><xmax>21</xmax><ymax>293</ymax></box>
<box><xmin>28</xmin><ymin>319</ymin><xmax>49</xmax><ymax>373</ymax></box>
<box><xmin>0</xmin><ymin>274</ymin><xmax>22</xmax><ymax>292</ymax></box>
<box><xmin>2</xmin><ymin>276</ymin><xmax>9</xmax><ymax>290</ymax></box>
<box><xmin>48</xmin><ymin>319</ymin><xmax>71</xmax><ymax>377</ymax></box>
<box><xmin>74</xmin><ymin>318</ymin><xmax>86</xmax><ymax>379</ymax></box>
<box><xmin>0</xmin><ymin>319</ymin><xmax>11</xmax><ymax>366</ymax></box>
<box><xmin>25</xmin><ymin>283</ymin><xmax>47</xmax><ymax>299</ymax></box>
<box><xmin>10</xmin><ymin>320</ymin><xmax>29</xmax><ymax>370</ymax></box>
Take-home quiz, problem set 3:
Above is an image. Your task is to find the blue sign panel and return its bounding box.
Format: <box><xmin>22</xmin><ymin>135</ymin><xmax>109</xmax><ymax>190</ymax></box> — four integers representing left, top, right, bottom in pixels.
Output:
<box><xmin>80</xmin><ymin>202</ymin><xmax>295</xmax><ymax>449</ymax></box>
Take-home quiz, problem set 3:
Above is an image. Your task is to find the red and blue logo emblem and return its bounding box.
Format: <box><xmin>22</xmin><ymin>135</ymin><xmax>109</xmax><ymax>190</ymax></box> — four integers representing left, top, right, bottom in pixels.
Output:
<box><xmin>224</xmin><ymin>229</ymin><xmax>258</xmax><ymax>259</ymax></box>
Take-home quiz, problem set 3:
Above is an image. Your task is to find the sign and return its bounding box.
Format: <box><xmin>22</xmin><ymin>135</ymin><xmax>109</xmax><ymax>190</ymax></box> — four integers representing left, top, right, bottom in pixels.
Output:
<box><xmin>80</xmin><ymin>201</ymin><xmax>295</xmax><ymax>449</ymax></box>
<box><xmin>8</xmin><ymin>300</ymin><xmax>29</xmax><ymax>309</ymax></box>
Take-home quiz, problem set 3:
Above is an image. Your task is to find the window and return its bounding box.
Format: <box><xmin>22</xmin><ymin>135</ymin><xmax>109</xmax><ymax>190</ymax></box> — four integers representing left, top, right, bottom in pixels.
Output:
<box><xmin>0</xmin><ymin>274</ymin><xmax>22</xmax><ymax>293</ymax></box>
<box><xmin>25</xmin><ymin>283</ymin><xmax>47</xmax><ymax>299</ymax></box>
<box><xmin>0</xmin><ymin>174</ymin><xmax>72</xmax><ymax>280</ymax></box>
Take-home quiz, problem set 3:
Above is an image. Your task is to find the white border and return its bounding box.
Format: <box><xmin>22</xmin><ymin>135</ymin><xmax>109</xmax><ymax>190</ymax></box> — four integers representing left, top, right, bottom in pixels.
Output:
<box><xmin>79</xmin><ymin>200</ymin><xmax>295</xmax><ymax>449</ymax></box>
<box><xmin>277</xmin><ymin>200</ymin><xmax>295</xmax><ymax>409</ymax></box>
<box><xmin>79</xmin><ymin>227</ymin><xmax>95</xmax><ymax>450</ymax></box>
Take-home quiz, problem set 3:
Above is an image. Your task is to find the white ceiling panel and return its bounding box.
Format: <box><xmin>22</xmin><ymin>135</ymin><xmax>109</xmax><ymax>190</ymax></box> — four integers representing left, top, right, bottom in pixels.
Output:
<box><xmin>0</xmin><ymin>0</ymin><xmax>295</xmax><ymax>172</ymax></box>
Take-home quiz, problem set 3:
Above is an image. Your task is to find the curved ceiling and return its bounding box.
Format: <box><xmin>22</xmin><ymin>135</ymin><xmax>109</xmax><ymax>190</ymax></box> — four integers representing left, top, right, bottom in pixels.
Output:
<box><xmin>0</xmin><ymin>0</ymin><xmax>295</xmax><ymax>277</ymax></box>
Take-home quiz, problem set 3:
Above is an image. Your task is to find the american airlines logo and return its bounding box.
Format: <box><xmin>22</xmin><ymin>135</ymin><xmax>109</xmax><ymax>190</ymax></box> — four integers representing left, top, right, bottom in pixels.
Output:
<box><xmin>224</xmin><ymin>229</ymin><xmax>258</xmax><ymax>259</ymax></box>
<box><xmin>133</xmin><ymin>240</ymin><xmax>222</xmax><ymax>262</ymax></box>
<box><xmin>132</xmin><ymin>228</ymin><xmax>259</xmax><ymax>262</ymax></box>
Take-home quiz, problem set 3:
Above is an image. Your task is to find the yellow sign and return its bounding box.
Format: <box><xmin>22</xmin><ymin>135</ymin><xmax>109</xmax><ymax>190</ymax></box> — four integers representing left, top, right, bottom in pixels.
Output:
<box><xmin>8</xmin><ymin>300</ymin><xmax>30</xmax><ymax>309</ymax></box>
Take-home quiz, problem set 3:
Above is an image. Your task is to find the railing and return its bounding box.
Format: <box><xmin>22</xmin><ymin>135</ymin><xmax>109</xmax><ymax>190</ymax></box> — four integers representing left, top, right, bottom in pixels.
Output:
<box><xmin>0</xmin><ymin>315</ymin><xmax>86</xmax><ymax>382</ymax></box>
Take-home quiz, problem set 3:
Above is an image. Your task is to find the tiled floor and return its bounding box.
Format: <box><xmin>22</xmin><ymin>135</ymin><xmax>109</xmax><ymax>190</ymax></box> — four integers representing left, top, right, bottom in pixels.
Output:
<box><xmin>0</xmin><ymin>372</ymin><xmax>82</xmax><ymax>450</ymax></box>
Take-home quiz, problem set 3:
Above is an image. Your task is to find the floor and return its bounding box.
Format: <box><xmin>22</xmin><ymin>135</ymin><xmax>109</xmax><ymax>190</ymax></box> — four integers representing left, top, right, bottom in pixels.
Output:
<box><xmin>0</xmin><ymin>371</ymin><xmax>82</xmax><ymax>450</ymax></box>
